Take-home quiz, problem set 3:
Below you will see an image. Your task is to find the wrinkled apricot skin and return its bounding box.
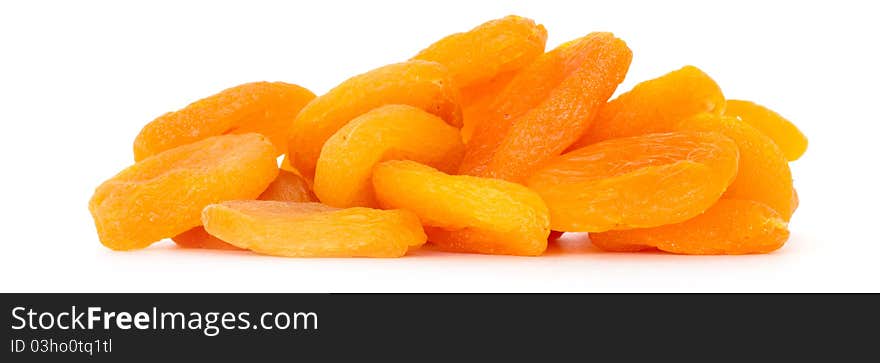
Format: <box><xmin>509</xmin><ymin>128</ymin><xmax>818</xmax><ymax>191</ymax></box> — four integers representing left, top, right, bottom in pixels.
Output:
<box><xmin>89</xmin><ymin>134</ymin><xmax>279</xmax><ymax>250</ymax></box>
<box><xmin>173</xmin><ymin>170</ymin><xmax>317</xmax><ymax>250</ymax></box>
<box><xmin>678</xmin><ymin>113</ymin><xmax>795</xmax><ymax>220</ymax></box>
<box><xmin>591</xmin><ymin>199</ymin><xmax>790</xmax><ymax>255</ymax></box>
<box><xmin>572</xmin><ymin>66</ymin><xmax>725</xmax><ymax>148</ymax></box>
<box><xmin>89</xmin><ymin>14</ymin><xmax>808</xmax><ymax>259</ymax></box>
<box><xmin>460</xmin><ymin>32</ymin><xmax>632</xmax><ymax>181</ymax></box>
<box><xmin>459</xmin><ymin>70</ymin><xmax>518</xmax><ymax>143</ymax></box>
<box><xmin>724</xmin><ymin>100</ymin><xmax>808</xmax><ymax>161</ymax></box>
<box><xmin>202</xmin><ymin>201</ymin><xmax>426</xmax><ymax>258</ymax></box>
<box><xmin>314</xmin><ymin>105</ymin><xmax>464</xmax><ymax>208</ymax></box>
<box><xmin>372</xmin><ymin>160</ymin><xmax>549</xmax><ymax>256</ymax></box>
<box><xmin>257</xmin><ymin>169</ymin><xmax>318</xmax><ymax>202</ymax></box>
<box><xmin>413</xmin><ymin>15</ymin><xmax>547</xmax><ymax>90</ymax></box>
<box><xmin>527</xmin><ymin>131</ymin><xmax>739</xmax><ymax>232</ymax></box>
<box><xmin>289</xmin><ymin>60</ymin><xmax>463</xmax><ymax>179</ymax></box>
<box><xmin>133</xmin><ymin>82</ymin><xmax>315</xmax><ymax>161</ymax></box>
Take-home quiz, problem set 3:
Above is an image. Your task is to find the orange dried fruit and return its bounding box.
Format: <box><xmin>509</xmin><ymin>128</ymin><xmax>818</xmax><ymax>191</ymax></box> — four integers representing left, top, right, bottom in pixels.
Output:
<box><xmin>372</xmin><ymin>160</ymin><xmax>549</xmax><ymax>256</ymax></box>
<box><xmin>201</xmin><ymin>201</ymin><xmax>426</xmax><ymax>258</ymax></box>
<box><xmin>89</xmin><ymin>134</ymin><xmax>278</xmax><ymax>250</ymax></box>
<box><xmin>280</xmin><ymin>154</ymin><xmax>297</xmax><ymax>172</ymax></box>
<box><xmin>257</xmin><ymin>169</ymin><xmax>319</xmax><ymax>202</ymax></box>
<box><xmin>678</xmin><ymin>113</ymin><xmax>795</xmax><ymax>220</ymax></box>
<box><xmin>413</xmin><ymin>15</ymin><xmax>547</xmax><ymax>91</ymax></box>
<box><xmin>590</xmin><ymin>199</ymin><xmax>790</xmax><ymax>255</ymax></box>
<box><xmin>314</xmin><ymin>105</ymin><xmax>464</xmax><ymax>208</ymax></box>
<box><xmin>526</xmin><ymin>131</ymin><xmax>739</xmax><ymax>232</ymax></box>
<box><xmin>459</xmin><ymin>70</ymin><xmax>518</xmax><ymax>143</ymax></box>
<box><xmin>422</xmin><ymin>227</ymin><xmax>544</xmax><ymax>256</ymax></box>
<box><xmin>724</xmin><ymin>100</ymin><xmax>808</xmax><ymax>161</ymax></box>
<box><xmin>133</xmin><ymin>82</ymin><xmax>315</xmax><ymax>161</ymax></box>
<box><xmin>289</xmin><ymin>60</ymin><xmax>462</xmax><ymax>179</ymax></box>
<box><xmin>172</xmin><ymin>227</ymin><xmax>244</xmax><ymax>251</ymax></box>
<box><xmin>572</xmin><ymin>66</ymin><xmax>725</xmax><ymax>148</ymax></box>
<box><xmin>589</xmin><ymin>237</ymin><xmax>653</xmax><ymax>252</ymax></box>
<box><xmin>173</xmin><ymin>170</ymin><xmax>318</xmax><ymax>250</ymax></box>
<box><xmin>460</xmin><ymin>70</ymin><xmax>519</xmax><ymax>106</ymax></box>
<box><xmin>460</xmin><ymin>32</ymin><xmax>632</xmax><ymax>181</ymax></box>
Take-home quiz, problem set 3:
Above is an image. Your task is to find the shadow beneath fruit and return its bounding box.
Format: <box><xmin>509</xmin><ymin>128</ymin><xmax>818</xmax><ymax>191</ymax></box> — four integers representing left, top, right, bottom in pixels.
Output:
<box><xmin>405</xmin><ymin>233</ymin><xmax>675</xmax><ymax>257</ymax></box>
<box><xmin>544</xmin><ymin>232</ymin><xmax>667</xmax><ymax>256</ymax></box>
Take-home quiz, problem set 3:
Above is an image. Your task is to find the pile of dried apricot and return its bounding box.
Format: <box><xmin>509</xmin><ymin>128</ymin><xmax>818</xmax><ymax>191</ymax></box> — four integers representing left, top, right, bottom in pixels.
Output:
<box><xmin>89</xmin><ymin>15</ymin><xmax>806</xmax><ymax>257</ymax></box>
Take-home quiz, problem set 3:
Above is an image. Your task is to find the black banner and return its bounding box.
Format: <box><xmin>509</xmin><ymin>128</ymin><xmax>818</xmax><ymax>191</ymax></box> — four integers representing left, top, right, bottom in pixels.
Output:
<box><xmin>2</xmin><ymin>294</ymin><xmax>877</xmax><ymax>361</ymax></box>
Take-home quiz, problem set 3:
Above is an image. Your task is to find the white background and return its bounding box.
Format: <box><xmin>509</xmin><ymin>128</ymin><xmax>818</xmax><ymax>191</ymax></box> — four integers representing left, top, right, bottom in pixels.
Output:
<box><xmin>1</xmin><ymin>0</ymin><xmax>878</xmax><ymax>292</ymax></box>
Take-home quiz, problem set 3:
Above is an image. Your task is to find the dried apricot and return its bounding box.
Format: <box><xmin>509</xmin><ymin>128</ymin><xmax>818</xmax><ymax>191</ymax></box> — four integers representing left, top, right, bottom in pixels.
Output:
<box><xmin>459</xmin><ymin>70</ymin><xmax>518</xmax><ymax>143</ymax></box>
<box><xmin>589</xmin><ymin>237</ymin><xmax>653</xmax><ymax>252</ymax></box>
<box><xmin>173</xmin><ymin>170</ymin><xmax>317</xmax><ymax>250</ymax></box>
<box><xmin>257</xmin><ymin>169</ymin><xmax>318</xmax><ymax>202</ymax></box>
<box><xmin>572</xmin><ymin>66</ymin><xmax>725</xmax><ymax>148</ymax></box>
<box><xmin>590</xmin><ymin>199</ymin><xmax>790</xmax><ymax>254</ymax></box>
<box><xmin>289</xmin><ymin>60</ymin><xmax>462</xmax><ymax>179</ymax></box>
<box><xmin>413</xmin><ymin>15</ymin><xmax>547</xmax><ymax>90</ymax></box>
<box><xmin>423</xmin><ymin>227</ymin><xmax>544</xmax><ymax>256</ymax></box>
<box><xmin>172</xmin><ymin>227</ymin><xmax>243</xmax><ymax>251</ymax></box>
<box><xmin>677</xmin><ymin>113</ymin><xmax>795</xmax><ymax>220</ymax></box>
<box><xmin>89</xmin><ymin>134</ymin><xmax>278</xmax><ymax>250</ymax></box>
<box><xmin>526</xmin><ymin>131</ymin><xmax>739</xmax><ymax>232</ymax></box>
<box><xmin>201</xmin><ymin>201</ymin><xmax>426</xmax><ymax>258</ymax></box>
<box><xmin>314</xmin><ymin>105</ymin><xmax>464</xmax><ymax>208</ymax></box>
<box><xmin>133</xmin><ymin>82</ymin><xmax>314</xmax><ymax>161</ymax></box>
<box><xmin>724</xmin><ymin>100</ymin><xmax>808</xmax><ymax>161</ymax></box>
<box><xmin>460</xmin><ymin>32</ymin><xmax>632</xmax><ymax>181</ymax></box>
<box><xmin>372</xmin><ymin>160</ymin><xmax>549</xmax><ymax>256</ymax></box>
<box><xmin>460</xmin><ymin>70</ymin><xmax>518</xmax><ymax>108</ymax></box>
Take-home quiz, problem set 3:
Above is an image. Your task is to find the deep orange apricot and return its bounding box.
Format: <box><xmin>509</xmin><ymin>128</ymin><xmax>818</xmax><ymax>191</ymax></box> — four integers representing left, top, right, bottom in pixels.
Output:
<box><xmin>678</xmin><ymin>113</ymin><xmax>795</xmax><ymax>220</ymax></box>
<box><xmin>134</xmin><ymin>82</ymin><xmax>314</xmax><ymax>161</ymax></box>
<box><xmin>590</xmin><ymin>199</ymin><xmax>790</xmax><ymax>255</ymax></box>
<box><xmin>460</xmin><ymin>70</ymin><xmax>518</xmax><ymax>143</ymax></box>
<box><xmin>257</xmin><ymin>169</ymin><xmax>318</xmax><ymax>202</ymax></box>
<box><xmin>314</xmin><ymin>105</ymin><xmax>464</xmax><ymax>208</ymax></box>
<box><xmin>572</xmin><ymin>66</ymin><xmax>725</xmax><ymax>148</ymax></box>
<box><xmin>202</xmin><ymin>201</ymin><xmax>426</xmax><ymax>258</ymax></box>
<box><xmin>172</xmin><ymin>227</ymin><xmax>244</xmax><ymax>250</ymax></box>
<box><xmin>724</xmin><ymin>100</ymin><xmax>808</xmax><ymax>161</ymax></box>
<box><xmin>589</xmin><ymin>237</ymin><xmax>654</xmax><ymax>252</ymax></box>
<box><xmin>413</xmin><ymin>15</ymin><xmax>547</xmax><ymax>90</ymax></box>
<box><xmin>289</xmin><ymin>60</ymin><xmax>462</xmax><ymax>179</ymax></box>
<box><xmin>460</xmin><ymin>32</ymin><xmax>632</xmax><ymax>181</ymax></box>
<box><xmin>89</xmin><ymin>134</ymin><xmax>278</xmax><ymax>250</ymax></box>
<box><xmin>280</xmin><ymin>154</ymin><xmax>297</xmax><ymax>172</ymax></box>
<box><xmin>173</xmin><ymin>170</ymin><xmax>317</xmax><ymax>250</ymax></box>
<box><xmin>527</xmin><ymin>131</ymin><xmax>739</xmax><ymax>232</ymax></box>
<box><xmin>460</xmin><ymin>70</ymin><xmax>519</xmax><ymax>108</ymax></box>
<box><xmin>373</xmin><ymin>160</ymin><xmax>549</xmax><ymax>256</ymax></box>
